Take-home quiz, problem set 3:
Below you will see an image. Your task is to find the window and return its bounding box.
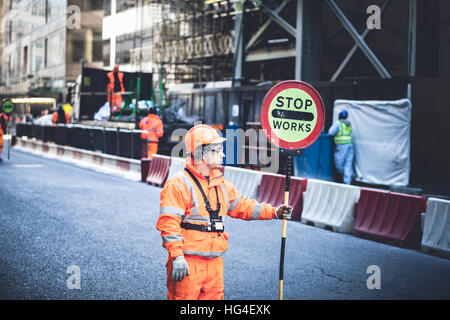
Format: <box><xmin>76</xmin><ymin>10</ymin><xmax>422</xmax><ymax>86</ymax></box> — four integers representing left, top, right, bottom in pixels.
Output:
<box><xmin>31</xmin><ymin>0</ymin><xmax>46</xmax><ymax>29</ymax></box>
<box><xmin>103</xmin><ymin>0</ymin><xmax>111</xmax><ymax>16</ymax></box>
<box><xmin>116</xmin><ymin>32</ymin><xmax>134</xmax><ymax>64</ymax></box>
<box><xmin>92</xmin><ymin>31</ymin><xmax>103</xmax><ymax>62</ymax></box>
<box><xmin>46</xmin><ymin>31</ymin><xmax>65</xmax><ymax>67</ymax></box>
<box><xmin>69</xmin><ymin>0</ymin><xmax>103</xmax><ymax>11</ymax></box>
<box><xmin>117</xmin><ymin>0</ymin><xmax>136</xmax><ymax>13</ymax></box>
<box><xmin>44</xmin><ymin>38</ymin><xmax>48</xmax><ymax>68</ymax></box>
<box><xmin>8</xmin><ymin>55</ymin><xmax>12</xmax><ymax>78</ymax></box>
<box><xmin>68</xmin><ymin>32</ymin><xmax>85</xmax><ymax>63</ymax></box>
<box><xmin>47</xmin><ymin>0</ymin><xmax>66</xmax><ymax>21</ymax></box>
<box><xmin>23</xmin><ymin>46</ymin><xmax>28</xmax><ymax>75</ymax></box>
<box><xmin>89</xmin><ymin>0</ymin><xmax>103</xmax><ymax>10</ymax></box>
<box><xmin>8</xmin><ymin>21</ymin><xmax>13</xmax><ymax>44</ymax></box>
<box><xmin>103</xmin><ymin>39</ymin><xmax>110</xmax><ymax>67</ymax></box>
<box><xmin>31</xmin><ymin>40</ymin><xmax>45</xmax><ymax>72</ymax></box>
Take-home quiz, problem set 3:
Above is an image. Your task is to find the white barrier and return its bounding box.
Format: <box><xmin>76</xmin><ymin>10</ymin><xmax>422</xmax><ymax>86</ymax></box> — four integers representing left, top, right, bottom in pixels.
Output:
<box><xmin>223</xmin><ymin>166</ymin><xmax>263</xmax><ymax>199</ymax></box>
<box><xmin>14</xmin><ymin>138</ymin><xmax>141</xmax><ymax>181</ymax></box>
<box><xmin>168</xmin><ymin>157</ymin><xmax>186</xmax><ymax>180</ymax></box>
<box><xmin>301</xmin><ymin>179</ymin><xmax>361</xmax><ymax>233</ymax></box>
<box><xmin>421</xmin><ymin>198</ymin><xmax>450</xmax><ymax>259</ymax></box>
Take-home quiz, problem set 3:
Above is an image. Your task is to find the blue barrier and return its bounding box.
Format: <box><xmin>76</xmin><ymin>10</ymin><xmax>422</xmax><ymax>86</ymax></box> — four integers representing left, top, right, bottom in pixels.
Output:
<box><xmin>293</xmin><ymin>133</ymin><xmax>333</xmax><ymax>181</ymax></box>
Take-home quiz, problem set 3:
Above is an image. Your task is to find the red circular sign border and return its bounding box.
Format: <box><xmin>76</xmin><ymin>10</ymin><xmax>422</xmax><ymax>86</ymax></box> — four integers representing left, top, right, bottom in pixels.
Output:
<box><xmin>261</xmin><ymin>80</ymin><xmax>325</xmax><ymax>150</ymax></box>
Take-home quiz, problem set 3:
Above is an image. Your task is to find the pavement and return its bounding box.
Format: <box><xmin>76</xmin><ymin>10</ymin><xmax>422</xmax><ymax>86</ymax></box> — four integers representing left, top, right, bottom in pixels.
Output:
<box><xmin>0</xmin><ymin>149</ymin><xmax>449</xmax><ymax>300</ymax></box>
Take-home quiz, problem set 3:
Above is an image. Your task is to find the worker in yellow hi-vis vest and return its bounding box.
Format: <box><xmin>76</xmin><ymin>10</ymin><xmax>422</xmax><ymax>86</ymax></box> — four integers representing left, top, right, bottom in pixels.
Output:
<box><xmin>328</xmin><ymin>110</ymin><xmax>354</xmax><ymax>184</ymax></box>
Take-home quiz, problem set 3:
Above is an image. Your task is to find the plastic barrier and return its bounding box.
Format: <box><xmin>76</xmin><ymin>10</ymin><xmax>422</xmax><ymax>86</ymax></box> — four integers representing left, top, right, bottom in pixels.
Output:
<box><xmin>224</xmin><ymin>165</ymin><xmax>263</xmax><ymax>199</ymax></box>
<box><xmin>55</xmin><ymin>125</ymin><xmax>67</xmax><ymax>145</ymax></box>
<box><xmin>354</xmin><ymin>189</ymin><xmax>427</xmax><ymax>248</ymax></box>
<box><xmin>168</xmin><ymin>157</ymin><xmax>186</xmax><ymax>180</ymax></box>
<box><xmin>301</xmin><ymin>179</ymin><xmax>361</xmax><ymax>233</ymax></box>
<box><xmin>104</xmin><ymin>128</ymin><xmax>117</xmax><ymax>155</ymax></box>
<box><xmin>145</xmin><ymin>154</ymin><xmax>172</xmax><ymax>187</ymax></box>
<box><xmin>293</xmin><ymin>133</ymin><xmax>333</xmax><ymax>181</ymax></box>
<box><xmin>421</xmin><ymin>198</ymin><xmax>450</xmax><ymax>259</ymax></box>
<box><xmin>257</xmin><ymin>173</ymin><xmax>307</xmax><ymax>220</ymax></box>
<box><xmin>141</xmin><ymin>158</ymin><xmax>152</xmax><ymax>182</ymax></box>
<box><xmin>14</xmin><ymin>138</ymin><xmax>141</xmax><ymax>181</ymax></box>
<box><xmin>32</xmin><ymin>125</ymin><xmax>43</xmax><ymax>141</ymax></box>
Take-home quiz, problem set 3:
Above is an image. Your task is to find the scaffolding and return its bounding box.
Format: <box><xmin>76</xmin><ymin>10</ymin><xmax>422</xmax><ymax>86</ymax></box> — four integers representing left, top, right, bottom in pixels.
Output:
<box><xmin>146</xmin><ymin>0</ymin><xmax>241</xmax><ymax>83</ymax></box>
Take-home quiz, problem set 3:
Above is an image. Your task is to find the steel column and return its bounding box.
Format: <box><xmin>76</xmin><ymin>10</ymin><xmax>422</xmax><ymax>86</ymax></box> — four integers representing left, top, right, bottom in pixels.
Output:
<box><xmin>331</xmin><ymin>0</ymin><xmax>390</xmax><ymax>81</ymax></box>
<box><xmin>245</xmin><ymin>0</ymin><xmax>291</xmax><ymax>52</ymax></box>
<box><xmin>295</xmin><ymin>0</ymin><xmax>303</xmax><ymax>80</ymax></box>
<box><xmin>326</xmin><ymin>0</ymin><xmax>391</xmax><ymax>79</ymax></box>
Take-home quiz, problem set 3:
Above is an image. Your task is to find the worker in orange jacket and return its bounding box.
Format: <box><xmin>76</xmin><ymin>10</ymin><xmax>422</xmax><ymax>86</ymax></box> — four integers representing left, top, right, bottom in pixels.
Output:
<box><xmin>0</xmin><ymin>112</ymin><xmax>7</xmax><ymax>162</ymax></box>
<box><xmin>156</xmin><ymin>124</ymin><xmax>293</xmax><ymax>300</ymax></box>
<box><xmin>139</xmin><ymin>106</ymin><xmax>164</xmax><ymax>158</ymax></box>
<box><xmin>107</xmin><ymin>64</ymin><xmax>125</xmax><ymax>113</ymax></box>
<box><xmin>52</xmin><ymin>105</ymin><xmax>71</xmax><ymax>124</ymax></box>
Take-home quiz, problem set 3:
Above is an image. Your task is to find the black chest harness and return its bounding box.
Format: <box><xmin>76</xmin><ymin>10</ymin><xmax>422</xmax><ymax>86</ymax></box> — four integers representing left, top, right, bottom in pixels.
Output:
<box><xmin>180</xmin><ymin>168</ymin><xmax>224</xmax><ymax>233</ymax></box>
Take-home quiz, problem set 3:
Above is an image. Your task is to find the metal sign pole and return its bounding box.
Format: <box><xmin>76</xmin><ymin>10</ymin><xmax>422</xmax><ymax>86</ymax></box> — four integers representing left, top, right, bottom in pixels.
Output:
<box><xmin>279</xmin><ymin>154</ymin><xmax>293</xmax><ymax>300</ymax></box>
<box><xmin>260</xmin><ymin>80</ymin><xmax>325</xmax><ymax>301</ymax></box>
<box><xmin>7</xmin><ymin>117</ymin><xmax>11</xmax><ymax>160</ymax></box>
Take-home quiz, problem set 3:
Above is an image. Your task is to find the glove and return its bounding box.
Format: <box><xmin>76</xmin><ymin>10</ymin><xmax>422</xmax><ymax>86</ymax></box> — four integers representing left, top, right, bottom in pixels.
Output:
<box><xmin>172</xmin><ymin>256</ymin><xmax>190</xmax><ymax>282</ymax></box>
<box><xmin>275</xmin><ymin>204</ymin><xmax>293</xmax><ymax>220</ymax></box>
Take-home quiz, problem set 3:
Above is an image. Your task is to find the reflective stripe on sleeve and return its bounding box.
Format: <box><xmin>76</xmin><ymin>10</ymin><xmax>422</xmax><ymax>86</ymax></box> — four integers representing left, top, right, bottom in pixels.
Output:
<box><xmin>228</xmin><ymin>193</ymin><xmax>242</xmax><ymax>212</ymax></box>
<box><xmin>160</xmin><ymin>206</ymin><xmax>185</xmax><ymax>217</ymax></box>
<box><xmin>162</xmin><ymin>234</ymin><xmax>183</xmax><ymax>244</ymax></box>
<box><xmin>220</xmin><ymin>185</ymin><xmax>229</xmax><ymax>211</ymax></box>
<box><xmin>251</xmin><ymin>203</ymin><xmax>263</xmax><ymax>220</ymax></box>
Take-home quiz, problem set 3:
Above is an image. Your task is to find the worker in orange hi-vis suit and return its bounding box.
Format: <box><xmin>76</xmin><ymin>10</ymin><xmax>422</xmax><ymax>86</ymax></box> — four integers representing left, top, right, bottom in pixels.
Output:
<box><xmin>139</xmin><ymin>106</ymin><xmax>164</xmax><ymax>158</ymax></box>
<box><xmin>106</xmin><ymin>64</ymin><xmax>125</xmax><ymax>113</ymax></box>
<box><xmin>156</xmin><ymin>124</ymin><xmax>293</xmax><ymax>300</ymax></box>
<box><xmin>52</xmin><ymin>105</ymin><xmax>71</xmax><ymax>124</ymax></box>
<box><xmin>0</xmin><ymin>112</ymin><xmax>7</xmax><ymax>162</ymax></box>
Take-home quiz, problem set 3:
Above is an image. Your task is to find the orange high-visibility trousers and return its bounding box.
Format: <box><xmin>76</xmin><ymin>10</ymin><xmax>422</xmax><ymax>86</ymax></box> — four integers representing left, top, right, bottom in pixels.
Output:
<box><xmin>166</xmin><ymin>255</ymin><xmax>224</xmax><ymax>300</ymax></box>
<box><xmin>141</xmin><ymin>141</ymin><xmax>158</xmax><ymax>158</ymax></box>
<box><xmin>0</xmin><ymin>134</ymin><xmax>3</xmax><ymax>157</ymax></box>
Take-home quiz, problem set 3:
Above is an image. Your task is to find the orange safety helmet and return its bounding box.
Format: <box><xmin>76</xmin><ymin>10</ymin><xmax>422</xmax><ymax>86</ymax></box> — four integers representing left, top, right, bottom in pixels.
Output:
<box><xmin>185</xmin><ymin>125</ymin><xmax>226</xmax><ymax>154</ymax></box>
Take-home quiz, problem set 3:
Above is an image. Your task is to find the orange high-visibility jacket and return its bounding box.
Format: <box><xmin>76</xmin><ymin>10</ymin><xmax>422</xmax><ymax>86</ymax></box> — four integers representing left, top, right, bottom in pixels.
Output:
<box><xmin>156</xmin><ymin>158</ymin><xmax>276</xmax><ymax>259</ymax></box>
<box><xmin>0</xmin><ymin>113</ymin><xmax>6</xmax><ymax>135</ymax></box>
<box><xmin>52</xmin><ymin>111</ymin><xmax>71</xmax><ymax>124</ymax></box>
<box><xmin>106</xmin><ymin>71</ymin><xmax>125</xmax><ymax>108</ymax></box>
<box><xmin>139</xmin><ymin>114</ymin><xmax>164</xmax><ymax>142</ymax></box>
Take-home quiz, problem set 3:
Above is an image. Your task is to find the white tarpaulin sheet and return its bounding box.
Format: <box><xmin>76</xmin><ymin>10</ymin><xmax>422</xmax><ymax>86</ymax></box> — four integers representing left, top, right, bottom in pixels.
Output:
<box><xmin>333</xmin><ymin>99</ymin><xmax>411</xmax><ymax>186</ymax></box>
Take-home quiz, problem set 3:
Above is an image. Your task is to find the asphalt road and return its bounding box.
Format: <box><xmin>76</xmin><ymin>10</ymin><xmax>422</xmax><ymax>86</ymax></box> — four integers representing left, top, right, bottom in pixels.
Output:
<box><xmin>1</xmin><ymin>149</ymin><xmax>449</xmax><ymax>300</ymax></box>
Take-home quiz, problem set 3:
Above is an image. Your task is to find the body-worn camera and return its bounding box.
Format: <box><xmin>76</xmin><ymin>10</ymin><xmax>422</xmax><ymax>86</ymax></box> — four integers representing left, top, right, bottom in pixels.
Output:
<box><xmin>207</xmin><ymin>217</ymin><xmax>224</xmax><ymax>232</ymax></box>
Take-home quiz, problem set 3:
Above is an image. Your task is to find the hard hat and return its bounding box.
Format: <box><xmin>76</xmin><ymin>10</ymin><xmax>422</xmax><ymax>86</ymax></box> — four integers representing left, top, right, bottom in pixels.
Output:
<box><xmin>148</xmin><ymin>106</ymin><xmax>158</xmax><ymax>114</ymax></box>
<box><xmin>339</xmin><ymin>110</ymin><xmax>348</xmax><ymax>119</ymax></box>
<box><xmin>185</xmin><ymin>125</ymin><xmax>226</xmax><ymax>154</ymax></box>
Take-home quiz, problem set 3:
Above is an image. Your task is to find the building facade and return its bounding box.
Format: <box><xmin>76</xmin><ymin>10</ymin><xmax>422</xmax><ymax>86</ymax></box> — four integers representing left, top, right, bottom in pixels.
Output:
<box><xmin>0</xmin><ymin>0</ymin><xmax>103</xmax><ymax>101</ymax></box>
<box><xmin>102</xmin><ymin>0</ymin><xmax>162</xmax><ymax>74</ymax></box>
